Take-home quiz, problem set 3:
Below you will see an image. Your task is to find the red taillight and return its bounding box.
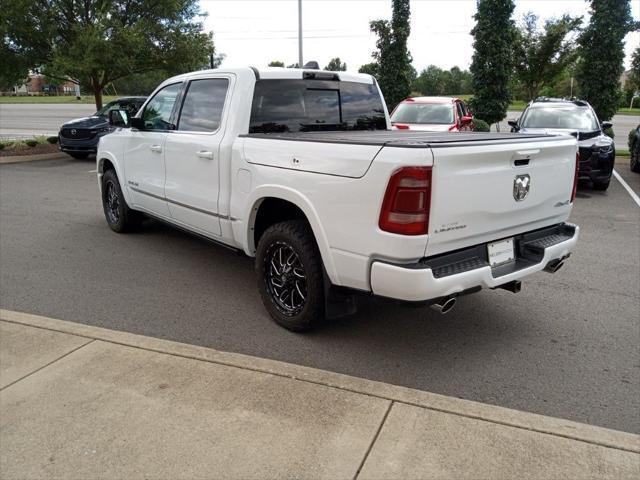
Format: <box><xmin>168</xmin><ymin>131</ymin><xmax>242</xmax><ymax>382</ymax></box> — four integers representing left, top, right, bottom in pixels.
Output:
<box><xmin>394</xmin><ymin>123</ymin><xmax>410</xmax><ymax>130</ymax></box>
<box><xmin>379</xmin><ymin>166</ymin><xmax>432</xmax><ymax>235</ymax></box>
<box><xmin>571</xmin><ymin>152</ymin><xmax>580</xmax><ymax>202</ymax></box>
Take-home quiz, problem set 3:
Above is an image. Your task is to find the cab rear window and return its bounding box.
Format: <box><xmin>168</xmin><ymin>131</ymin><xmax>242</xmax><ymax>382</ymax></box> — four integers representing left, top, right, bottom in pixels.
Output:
<box><xmin>249</xmin><ymin>79</ymin><xmax>387</xmax><ymax>133</ymax></box>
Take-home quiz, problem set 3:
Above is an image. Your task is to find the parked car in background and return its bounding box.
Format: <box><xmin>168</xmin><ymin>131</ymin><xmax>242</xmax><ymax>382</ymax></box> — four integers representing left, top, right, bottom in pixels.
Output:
<box><xmin>390</xmin><ymin>96</ymin><xmax>474</xmax><ymax>132</ymax></box>
<box><xmin>629</xmin><ymin>125</ymin><xmax>640</xmax><ymax>173</ymax></box>
<box><xmin>509</xmin><ymin>98</ymin><xmax>615</xmax><ymax>190</ymax></box>
<box><xmin>97</xmin><ymin>67</ymin><xmax>579</xmax><ymax>331</ymax></box>
<box><xmin>59</xmin><ymin>97</ymin><xmax>146</xmax><ymax>159</ymax></box>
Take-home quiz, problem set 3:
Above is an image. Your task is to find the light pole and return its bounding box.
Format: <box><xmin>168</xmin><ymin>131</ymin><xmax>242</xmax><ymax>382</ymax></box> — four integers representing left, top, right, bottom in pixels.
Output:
<box><xmin>298</xmin><ymin>0</ymin><xmax>303</xmax><ymax>68</ymax></box>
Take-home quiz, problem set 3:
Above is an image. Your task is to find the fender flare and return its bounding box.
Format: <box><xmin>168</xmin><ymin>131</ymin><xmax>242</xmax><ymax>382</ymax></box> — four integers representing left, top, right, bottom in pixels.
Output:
<box><xmin>243</xmin><ymin>185</ymin><xmax>340</xmax><ymax>285</ymax></box>
<box><xmin>97</xmin><ymin>151</ymin><xmax>133</xmax><ymax>206</ymax></box>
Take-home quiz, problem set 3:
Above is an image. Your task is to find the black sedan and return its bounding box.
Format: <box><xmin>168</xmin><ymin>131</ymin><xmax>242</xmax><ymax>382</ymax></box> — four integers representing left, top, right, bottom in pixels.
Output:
<box><xmin>509</xmin><ymin>98</ymin><xmax>615</xmax><ymax>190</ymax></box>
<box><xmin>58</xmin><ymin>97</ymin><xmax>146</xmax><ymax>159</ymax></box>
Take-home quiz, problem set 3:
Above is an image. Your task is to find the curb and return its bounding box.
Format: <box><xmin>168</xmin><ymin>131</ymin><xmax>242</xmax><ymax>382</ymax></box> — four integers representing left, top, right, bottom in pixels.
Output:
<box><xmin>0</xmin><ymin>152</ymin><xmax>69</xmax><ymax>164</ymax></box>
<box><xmin>1</xmin><ymin>308</ymin><xmax>638</xmax><ymax>454</ymax></box>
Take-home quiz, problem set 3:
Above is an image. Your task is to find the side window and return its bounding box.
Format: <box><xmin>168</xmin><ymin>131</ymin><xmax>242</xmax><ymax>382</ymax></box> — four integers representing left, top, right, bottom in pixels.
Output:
<box><xmin>178</xmin><ymin>79</ymin><xmax>229</xmax><ymax>132</ymax></box>
<box><xmin>141</xmin><ymin>83</ymin><xmax>182</xmax><ymax>131</ymax></box>
<box><xmin>456</xmin><ymin>102</ymin><xmax>465</xmax><ymax>120</ymax></box>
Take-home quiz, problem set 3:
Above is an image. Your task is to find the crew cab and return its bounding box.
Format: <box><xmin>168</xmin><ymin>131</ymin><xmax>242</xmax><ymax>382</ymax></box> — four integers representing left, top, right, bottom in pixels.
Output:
<box><xmin>97</xmin><ymin>67</ymin><xmax>580</xmax><ymax>331</ymax></box>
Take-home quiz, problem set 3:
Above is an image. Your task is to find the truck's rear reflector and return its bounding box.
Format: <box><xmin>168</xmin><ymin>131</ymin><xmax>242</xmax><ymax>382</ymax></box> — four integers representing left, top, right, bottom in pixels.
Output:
<box><xmin>379</xmin><ymin>166</ymin><xmax>432</xmax><ymax>235</ymax></box>
<box><xmin>571</xmin><ymin>152</ymin><xmax>579</xmax><ymax>203</ymax></box>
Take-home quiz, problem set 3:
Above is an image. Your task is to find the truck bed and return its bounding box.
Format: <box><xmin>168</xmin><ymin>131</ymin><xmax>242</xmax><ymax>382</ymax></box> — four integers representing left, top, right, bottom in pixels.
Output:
<box><xmin>241</xmin><ymin>130</ymin><xmax>567</xmax><ymax>148</ymax></box>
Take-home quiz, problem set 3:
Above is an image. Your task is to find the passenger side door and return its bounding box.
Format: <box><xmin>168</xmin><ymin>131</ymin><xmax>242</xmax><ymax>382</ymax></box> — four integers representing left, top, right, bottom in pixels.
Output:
<box><xmin>163</xmin><ymin>76</ymin><xmax>232</xmax><ymax>237</ymax></box>
<box><xmin>124</xmin><ymin>82</ymin><xmax>183</xmax><ymax>217</ymax></box>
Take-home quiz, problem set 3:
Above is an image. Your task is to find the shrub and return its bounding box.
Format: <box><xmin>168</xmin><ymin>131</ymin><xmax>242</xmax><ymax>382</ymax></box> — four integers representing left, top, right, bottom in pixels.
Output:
<box><xmin>473</xmin><ymin>119</ymin><xmax>490</xmax><ymax>132</ymax></box>
<box><xmin>25</xmin><ymin>140</ymin><xmax>38</xmax><ymax>147</ymax></box>
<box><xmin>47</xmin><ymin>136</ymin><xmax>59</xmax><ymax>144</ymax></box>
<box><xmin>0</xmin><ymin>143</ymin><xmax>5</xmax><ymax>150</ymax></box>
<box><xmin>603</xmin><ymin>127</ymin><xmax>614</xmax><ymax>139</ymax></box>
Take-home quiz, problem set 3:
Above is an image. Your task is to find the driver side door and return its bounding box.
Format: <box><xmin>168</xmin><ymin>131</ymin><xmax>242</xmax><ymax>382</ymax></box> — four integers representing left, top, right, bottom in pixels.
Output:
<box><xmin>124</xmin><ymin>82</ymin><xmax>183</xmax><ymax>218</ymax></box>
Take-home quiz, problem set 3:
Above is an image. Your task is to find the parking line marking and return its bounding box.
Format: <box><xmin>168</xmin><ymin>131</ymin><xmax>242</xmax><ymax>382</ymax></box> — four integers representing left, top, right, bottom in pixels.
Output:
<box><xmin>612</xmin><ymin>169</ymin><xmax>640</xmax><ymax>207</ymax></box>
<box><xmin>88</xmin><ymin>169</ymin><xmax>97</xmax><ymax>173</ymax></box>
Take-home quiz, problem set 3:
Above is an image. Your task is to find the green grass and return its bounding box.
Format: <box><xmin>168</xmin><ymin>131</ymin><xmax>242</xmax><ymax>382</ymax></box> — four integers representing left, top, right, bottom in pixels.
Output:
<box><xmin>616</xmin><ymin>108</ymin><xmax>640</xmax><ymax>116</ymax></box>
<box><xmin>0</xmin><ymin>95</ymin><xmax>118</xmax><ymax>104</ymax></box>
<box><xmin>616</xmin><ymin>149</ymin><xmax>630</xmax><ymax>157</ymax></box>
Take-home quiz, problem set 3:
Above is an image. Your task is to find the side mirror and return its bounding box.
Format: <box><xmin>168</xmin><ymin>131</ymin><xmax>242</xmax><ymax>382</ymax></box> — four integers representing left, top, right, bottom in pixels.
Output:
<box><xmin>130</xmin><ymin>117</ymin><xmax>145</xmax><ymax>130</ymax></box>
<box><xmin>507</xmin><ymin>119</ymin><xmax>519</xmax><ymax>131</ymax></box>
<box><xmin>460</xmin><ymin>115</ymin><xmax>473</xmax><ymax>124</ymax></box>
<box><xmin>108</xmin><ymin>109</ymin><xmax>129</xmax><ymax>127</ymax></box>
<box><xmin>601</xmin><ymin>121</ymin><xmax>612</xmax><ymax>130</ymax></box>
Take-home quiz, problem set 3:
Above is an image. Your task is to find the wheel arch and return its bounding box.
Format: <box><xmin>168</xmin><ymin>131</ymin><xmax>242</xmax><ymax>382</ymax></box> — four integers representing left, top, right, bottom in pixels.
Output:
<box><xmin>97</xmin><ymin>153</ymin><xmax>132</xmax><ymax>204</ymax></box>
<box><xmin>244</xmin><ymin>186</ymin><xmax>339</xmax><ymax>285</ymax></box>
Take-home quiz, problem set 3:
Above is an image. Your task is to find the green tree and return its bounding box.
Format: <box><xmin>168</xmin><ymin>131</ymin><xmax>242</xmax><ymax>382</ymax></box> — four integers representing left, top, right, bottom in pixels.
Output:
<box><xmin>367</xmin><ymin>0</ymin><xmax>413</xmax><ymax>110</ymax></box>
<box><xmin>358</xmin><ymin>62</ymin><xmax>379</xmax><ymax>77</ymax></box>
<box><xmin>324</xmin><ymin>57</ymin><xmax>347</xmax><ymax>71</ymax></box>
<box><xmin>413</xmin><ymin>65</ymin><xmax>444</xmax><ymax>95</ymax></box>
<box><xmin>268</xmin><ymin>61</ymin><xmax>285</xmax><ymax>67</ymax></box>
<box><xmin>1</xmin><ymin>0</ymin><xmax>214</xmax><ymax>109</ymax></box>
<box><xmin>624</xmin><ymin>47</ymin><xmax>640</xmax><ymax>106</ymax></box>
<box><xmin>576</xmin><ymin>0</ymin><xmax>638</xmax><ymax>120</ymax></box>
<box><xmin>469</xmin><ymin>0</ymin><xmax>516</xmax><ymax>128</ymax></box>
<box><xmin>514</xmin><ymin>13</ymin><xmax>582</xmax><ymax>101</ymax></box>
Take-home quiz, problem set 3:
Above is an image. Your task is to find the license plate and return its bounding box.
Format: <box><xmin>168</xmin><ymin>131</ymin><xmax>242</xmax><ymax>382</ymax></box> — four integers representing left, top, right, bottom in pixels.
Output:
<box><xmin>487</xmin><ymin>238</ymin><xmax>515</xmax><ymax>267</ymax></box>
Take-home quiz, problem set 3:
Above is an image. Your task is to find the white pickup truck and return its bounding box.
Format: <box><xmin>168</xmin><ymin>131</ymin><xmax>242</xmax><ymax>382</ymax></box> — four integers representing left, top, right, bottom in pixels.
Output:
<box><xmin>97</xmin><ymin>66</ymin><xmax>580</xmax><ymax>331</ymax></box>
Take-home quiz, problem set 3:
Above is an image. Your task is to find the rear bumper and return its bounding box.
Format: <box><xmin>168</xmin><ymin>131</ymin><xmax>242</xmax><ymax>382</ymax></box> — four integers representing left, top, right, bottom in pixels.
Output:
<box><xmin>370</xmin><ymin>223</ymin><xmax>579</xmax><ymax>302</ymax></box>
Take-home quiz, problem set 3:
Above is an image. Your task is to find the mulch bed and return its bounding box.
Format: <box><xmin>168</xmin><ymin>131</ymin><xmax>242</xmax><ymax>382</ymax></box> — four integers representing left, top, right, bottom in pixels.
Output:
<box><xmin>0</xmin><ymin>143</ymin><xmax>60</xmax><ymax>157</ymax></box>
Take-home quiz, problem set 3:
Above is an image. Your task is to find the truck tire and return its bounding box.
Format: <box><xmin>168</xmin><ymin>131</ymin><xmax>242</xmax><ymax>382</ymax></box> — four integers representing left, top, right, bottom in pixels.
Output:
<box><xmin>101</xmin><ymin>169</ymin><xmax>142</xmax><ymax>232</ymax></box>
<box><xmin>256</xmin><ymin>220</ymin><xmax>325</xmax><ymax>331</ymax></box>
<box><xmin>593</xmin><ymin>179</ymin><xmax>610</xmax><ymax>191</ymax></box>
<box><xmin>631</xmin><ymin>141</ymin><xmax>640</xmax><ymax>173</ymax></box>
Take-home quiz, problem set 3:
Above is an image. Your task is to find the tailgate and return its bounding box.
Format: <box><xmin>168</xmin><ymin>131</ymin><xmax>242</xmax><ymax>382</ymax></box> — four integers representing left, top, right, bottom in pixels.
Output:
<box><xmin>425</xmin><ymin>137</ymin><xmax>577</xmax><ymax>257</ymax></box>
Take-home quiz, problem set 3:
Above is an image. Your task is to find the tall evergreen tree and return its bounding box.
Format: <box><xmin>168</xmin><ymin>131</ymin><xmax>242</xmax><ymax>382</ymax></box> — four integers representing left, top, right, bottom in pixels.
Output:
<box><xmin>469</xmin><ymin>0</ymin><xmax>516</xmax><ymax>128</ymax></box>
<box><xmin>367</xmin><ymin>0</ymin><xmax>412</xmax><ymax>111</ymax></box>
<box><xmin>576</xmin><ymin>0</ymin><xmax>637</xmax><ymax>120</ymax></box>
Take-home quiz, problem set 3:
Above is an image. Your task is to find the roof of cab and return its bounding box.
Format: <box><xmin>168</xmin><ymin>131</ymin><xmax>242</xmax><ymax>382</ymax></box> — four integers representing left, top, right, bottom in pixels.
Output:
<box><xmin>160</xmin><ymin>66</ymin><xmax>375</xmax><ymax>85</ymax></box>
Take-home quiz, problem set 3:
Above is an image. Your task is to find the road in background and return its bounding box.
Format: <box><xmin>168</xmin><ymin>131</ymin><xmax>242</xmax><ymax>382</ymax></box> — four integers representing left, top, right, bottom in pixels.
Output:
<box><xmin>0</xmin><ymin>104</ymin><xmax>95</xmax><ymax>138</ymax></box>
<box><xmin>1</xmin><ymin>103</ymin><xmax>637</xmax><ymax>148</ymax></box>
<box><xmin>1</xmin><ymin>157</ymin><xmax>638</xmax><ymax>434</ymax></box>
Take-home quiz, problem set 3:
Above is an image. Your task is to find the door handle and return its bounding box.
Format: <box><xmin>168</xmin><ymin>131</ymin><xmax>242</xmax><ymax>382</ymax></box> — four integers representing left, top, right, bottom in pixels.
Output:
<box><xmin>150</xmin><ymin>145</ymin><xmax>162</xmax><ymax>153</ymax></box>
<box><xmin>196</xmin><ymin>150</ymin><xmax>214</xmax><ymax>160</ymax></box>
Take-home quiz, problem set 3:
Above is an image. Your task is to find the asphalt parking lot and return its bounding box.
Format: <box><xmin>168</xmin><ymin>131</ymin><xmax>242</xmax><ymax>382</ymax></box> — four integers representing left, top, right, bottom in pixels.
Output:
<box><xmin>0</xmin><ymin>156</ymin><xmax>638</xmax><ymax>434</ymax></box>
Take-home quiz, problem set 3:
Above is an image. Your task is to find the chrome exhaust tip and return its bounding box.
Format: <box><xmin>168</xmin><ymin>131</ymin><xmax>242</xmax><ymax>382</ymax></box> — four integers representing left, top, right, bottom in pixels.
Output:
<box><xmin>544</xmin><ymin>259</ymin><xmax>565</xmax><ymax>274</ymax></box>
<box><xmin>430</xmin><ymin>296</ymin><xmax>457</xmax><ymax>315</ymax></box>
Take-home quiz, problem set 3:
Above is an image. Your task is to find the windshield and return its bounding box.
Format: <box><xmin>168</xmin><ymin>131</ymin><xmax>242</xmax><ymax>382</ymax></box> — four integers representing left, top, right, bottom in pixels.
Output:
<box><xmin>249</xmin><ymin>79</ymin><xmax>387</xmax><ymax>133</ymax></box>
<box><xmin>95</xmin><ymin>100</ymin><xmax>143</xmax><ymax>118</ymax></box>
<box><xmin>391</xmin><ymin>103</ymin><xmax>454</xmax><ymax>125</ymax></box>
<box><xmin>520</xmin><ymin>106</ymin><xmax>599</xmax><ymax>131</ymax></box>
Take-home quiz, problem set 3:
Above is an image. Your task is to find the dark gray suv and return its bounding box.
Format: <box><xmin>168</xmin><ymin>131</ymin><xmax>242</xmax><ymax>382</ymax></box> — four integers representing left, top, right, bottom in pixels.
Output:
<box><xmin>509</xmin><ymin>98</ymin><xmax>615</xmax><ymax>190</ymax></box>
<box><xmin>59</xmin><ymin>97</ymin><xmax>146</xmax><ymax>159</ymax></box>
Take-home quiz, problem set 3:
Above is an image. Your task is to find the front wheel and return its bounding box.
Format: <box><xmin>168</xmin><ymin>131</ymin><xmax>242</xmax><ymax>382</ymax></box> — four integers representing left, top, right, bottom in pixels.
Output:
<box><xmin>255</xmin><ymin>220</ymin><xmax>325</xmax><ymax>331</ymax></box>
<box><xmin>101</xmin><ymin>169</ymin><xmax>142</xmax><ymax>232</ymax></box>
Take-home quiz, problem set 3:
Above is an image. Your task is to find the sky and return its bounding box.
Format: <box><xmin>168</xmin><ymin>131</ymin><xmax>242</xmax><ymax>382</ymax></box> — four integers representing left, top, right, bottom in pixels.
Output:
<box><xmin>201</xmin><ymin>0</ymin><xmax>640</xmax><ymax>72</ymax></box>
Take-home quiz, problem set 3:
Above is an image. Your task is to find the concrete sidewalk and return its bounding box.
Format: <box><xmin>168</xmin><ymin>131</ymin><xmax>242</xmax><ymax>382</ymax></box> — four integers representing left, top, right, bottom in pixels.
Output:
<box><xmin>1</xmin><ymin>309</ymin><xmax>638</xmax><ymax>479</ymax></box>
